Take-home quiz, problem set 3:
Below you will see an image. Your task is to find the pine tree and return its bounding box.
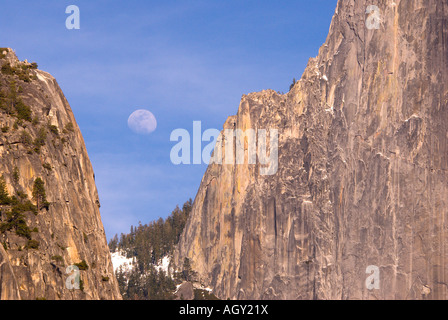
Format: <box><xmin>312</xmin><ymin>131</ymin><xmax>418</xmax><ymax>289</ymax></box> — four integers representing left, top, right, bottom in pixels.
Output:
<box><xmin>115</xmin><ymin>266</ymin><xmax>128</xmax><ymax>297</ymax></box>
<box><xmin>111</xmin><ymin>199</ymin><xmax>194</xmax><ymax>300</ymax></box>
<box><xmin>32</xmin><ymin>177</ymin><xmax>48</xmax><ymax>210</ymax></box>
<box><xmin>108</xmin><ymin>234</ymin><xmax>118</xmax><ymax>252</ymax></box>
<box><xmin>12</xmin><ymin>167</ymin><xmax>19</xmax><ymax>183</ymax></box>
<box><xmin>182</xmin><ymin>258</ymin><xmax>193</xmax><ymax>282</ymax></box>
<box><xmin>289</xmin><ymin>77</ymin><xmax>297</xmax><ymax>91</ymax></box>
<box><xmin>0</xmin><ymin>175</ymin><xmax>11</xmax><ymax>205</ymax></box>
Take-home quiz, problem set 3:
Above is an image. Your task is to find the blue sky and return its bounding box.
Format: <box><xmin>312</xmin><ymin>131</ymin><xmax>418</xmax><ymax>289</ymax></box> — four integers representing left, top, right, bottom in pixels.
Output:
<box><xmin>0</xmin><ymin>0</ymin><xmax>337</xmax><ymax>239</ymax></box>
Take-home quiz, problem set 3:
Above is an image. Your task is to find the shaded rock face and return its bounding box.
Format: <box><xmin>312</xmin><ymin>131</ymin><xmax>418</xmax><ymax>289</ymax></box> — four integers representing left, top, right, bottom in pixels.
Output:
<box><xmin>175</xmin><ymin>0</ymin><xmax>448</xmax><ymax>300</ymax></box>
<box><xmin>0</xmin><ymin>246</ymin><xmax>20</xmax><ymax>300</ymax></box>
<box><xmin>0</xmin><ymin>49</ymin><xmax>121</xmax><ymax>299</ymax></box>
<box><xmin>175</xmin><ymin>282</ymin><xmax>195</xmax><ymax>300</ymax></box>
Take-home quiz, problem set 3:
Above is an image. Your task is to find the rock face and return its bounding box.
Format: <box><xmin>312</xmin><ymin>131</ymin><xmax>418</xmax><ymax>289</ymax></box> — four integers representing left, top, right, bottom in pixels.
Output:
<box><xmin>175</xmin><ymin>282</ymin><xmax>195</xmax><ymax>300</ymax></box>
<box><xmin>175</xmin><ymin>0</ymin><xmax>448</xmax><ymax>300</ymax></box>
<box><xmin>0</xmin><ymin>48</ymin><xmax>121</xmax><ymax>299</ymax></box>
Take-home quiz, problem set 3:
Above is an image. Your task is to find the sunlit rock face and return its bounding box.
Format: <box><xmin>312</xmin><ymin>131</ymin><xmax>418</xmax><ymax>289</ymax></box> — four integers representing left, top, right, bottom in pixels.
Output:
<box><xmin>175</xmin><ymin>0</ymin><xmax>448</xmax><ymax>300</ymax></box>
<box><xmin>0</xmin><ymin>48</ymin><xmax>121</xmax><ymax>300</ymax></box>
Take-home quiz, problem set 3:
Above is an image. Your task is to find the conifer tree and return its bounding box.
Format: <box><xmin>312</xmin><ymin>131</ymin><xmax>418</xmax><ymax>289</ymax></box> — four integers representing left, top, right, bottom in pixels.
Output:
<box><xmin>182</xmin><ymin>258</ymin><xmax>193</xmax><ymax>282</ymax></box>
<box><xmin>0</xmin><ymin>175</ymin><xmax>11</xmax><ymax>205</ymax></box>
<box><xmin>32</xmin><ymin>177</ymin><xmax>48</xmax><ymax>210</ymax></box>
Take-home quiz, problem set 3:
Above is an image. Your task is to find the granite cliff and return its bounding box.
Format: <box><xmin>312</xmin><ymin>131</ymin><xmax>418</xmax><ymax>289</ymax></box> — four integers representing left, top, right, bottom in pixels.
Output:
<box><xmin>0</xmin><ymin>48</ymin><xmax>121</xmax><ymax>300</ymax></box>
<box><xmin>175</xmin><ymin>0</ymin><xmax>448</xmax><ymax>300</ymax></box>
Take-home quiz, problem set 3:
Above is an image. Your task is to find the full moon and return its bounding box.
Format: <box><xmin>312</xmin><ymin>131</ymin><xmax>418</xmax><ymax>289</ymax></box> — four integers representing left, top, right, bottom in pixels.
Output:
<box><xmin>128</xmin><ymin>109</ymin><xmax>157</xmax><ymax>135</ymax></box>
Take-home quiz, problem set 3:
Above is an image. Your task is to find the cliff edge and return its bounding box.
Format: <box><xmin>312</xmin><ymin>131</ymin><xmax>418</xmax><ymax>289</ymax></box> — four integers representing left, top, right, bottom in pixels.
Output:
<box><xmin>0</xmin><ymin>48</ymin><xmax>121</xmax><ymax>300</ymax></box>
<box><xmin>175</xmin><ymin>0</ymin><xmax>448</xmax><ymax>300</ymax></box>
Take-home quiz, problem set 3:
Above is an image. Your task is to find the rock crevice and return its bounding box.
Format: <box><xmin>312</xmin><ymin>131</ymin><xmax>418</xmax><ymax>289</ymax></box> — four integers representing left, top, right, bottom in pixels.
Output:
<box><xmin>175</xmin><ymin>0</ymin><xmax>448</xmax><ymax>300</ymax></box>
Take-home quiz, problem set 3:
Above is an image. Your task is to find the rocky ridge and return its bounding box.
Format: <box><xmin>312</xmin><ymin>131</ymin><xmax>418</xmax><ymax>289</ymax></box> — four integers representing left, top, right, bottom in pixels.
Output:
<box><xmin>0</xmin><ymin>48</ymin><xmax>121</xmax><ymax>300</ymax></box>
<box><xmin>175</xmin><ymin>0</ymin><xmax>448</xmax><ymax>300</ymax></box>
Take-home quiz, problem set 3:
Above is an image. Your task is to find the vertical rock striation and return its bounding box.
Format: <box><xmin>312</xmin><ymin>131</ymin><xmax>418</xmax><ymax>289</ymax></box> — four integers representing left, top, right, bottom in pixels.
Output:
<box><xmin>0</xmin><ymin>48</ymin><xmax>121</xmax><ymax>299</ymax></box>
<box><xmin>175</xmin><ymin>0</ymin><xmax>448</xmax><ymax>300</ymax></box>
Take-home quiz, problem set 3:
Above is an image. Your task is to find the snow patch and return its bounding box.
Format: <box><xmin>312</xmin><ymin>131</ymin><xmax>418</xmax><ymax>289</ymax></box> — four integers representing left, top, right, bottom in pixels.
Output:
<box><xmin>111</xmin><ymin>251</ymin><xmax>135</xmax><ymax>273</ymax></box>
<box><xmin>196</xmin><ymin>285</ymin><xmax>213</xmax><ymax>292</ymax></box>
<box><xmin>404</xmin><ymin>114</ymin><xmax>419</xmax><ymax>122</ymax></box>
<box><xmin>155</xmin><ymin>256</ymin><xmax>171</xmax><ymax>274</ymax></box>
<box><xmin>175</xmin><ymin>282</ymin><xmax>213</xmax><ymax>294</ymax></box>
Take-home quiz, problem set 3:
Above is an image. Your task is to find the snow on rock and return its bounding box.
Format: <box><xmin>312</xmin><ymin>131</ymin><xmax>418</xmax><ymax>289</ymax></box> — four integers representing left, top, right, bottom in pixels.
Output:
<box><xmin>111</xmin><ymin>251</ymin><xmax>135</xmax><ymax>273</ymax></box>
<box><xmin>196</xmin><ymin>285</ymin><xmax>213</xmax><ymax>292</ymax></box>
<box><xmin>155</xmin><ymin>256</ymin><xmax>171</xmax><ymax>274</ymax></box>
